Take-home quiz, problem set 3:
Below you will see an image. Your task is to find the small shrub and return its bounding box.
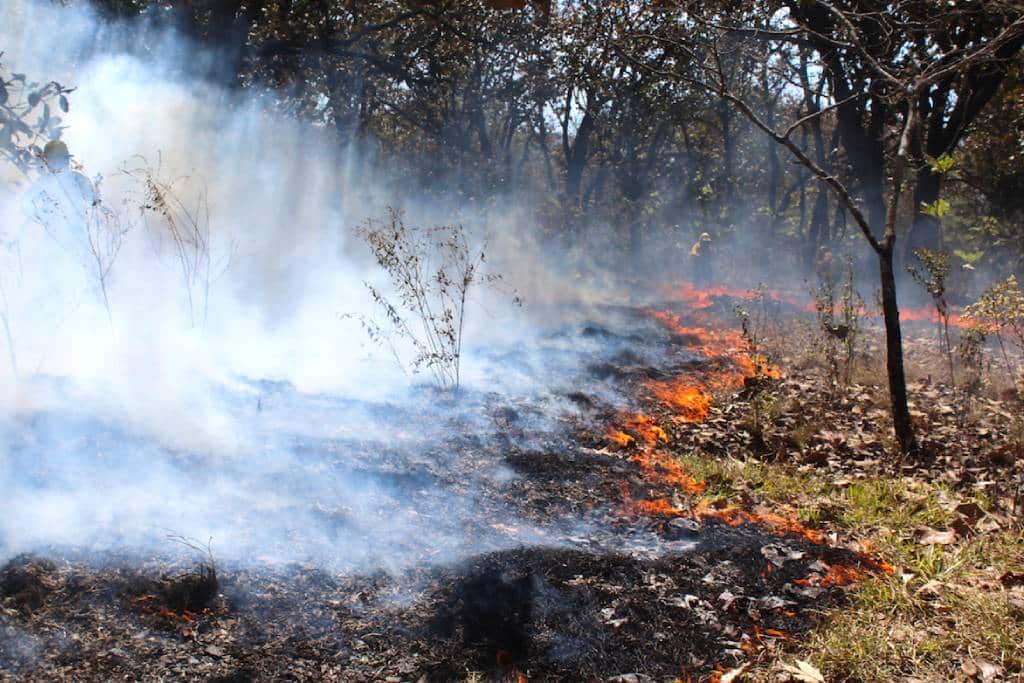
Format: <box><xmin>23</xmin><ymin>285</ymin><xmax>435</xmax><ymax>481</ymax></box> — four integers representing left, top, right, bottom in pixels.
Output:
<box><xmin>813</xmin><ymin>256</ymin><xmax>862</xmax><ymax>399</ymax></box>
<box><xmin>964</xmin><ymin>274</ymin><xmax>1024</xmax><ymax>395</ymax></box>
<box><xmin>957</xmin><ymin>327</ymin><xmax>985</xmax><ymax>388</ymax></box>
<box><xmin>124</xmin><ymin>157</ymin><xmax>231</xmax><ymax>328</ymax></box>
<box><xmin>907</xmin><ymin>247</ymin><xmax>956</xmax><ymax>385</ymax></box>
<box><xmin>163</xmin><ymin>534</ymin><xmax>218</xmax><ymax>613</ymax></box>
<box><xmin>734</xmin><ymin>284</ymin><xmax>779</xmax><ymax>381</ymax></box>
<box><xmin>734</xmin><ymin>285</ymin><xmax>782</xmax><ymax>450</ymax></box>
<box><xmin>354</xmin><ymin>207</ymin><xmax>509</xmax><ymax>391</ymax></box>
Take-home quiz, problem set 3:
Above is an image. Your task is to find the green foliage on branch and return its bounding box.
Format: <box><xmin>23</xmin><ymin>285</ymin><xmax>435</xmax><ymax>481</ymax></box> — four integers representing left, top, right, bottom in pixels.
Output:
<box><xmin>0</xmin><ymin>56</ymin><xmax>73</xmax><ymax>175</ymax></box>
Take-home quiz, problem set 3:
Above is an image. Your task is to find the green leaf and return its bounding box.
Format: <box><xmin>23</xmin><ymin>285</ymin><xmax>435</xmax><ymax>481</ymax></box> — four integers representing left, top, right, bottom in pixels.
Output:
<box><xmin>953</xmin><ymin>249</ymin><xmax>984</xmax><ymax>264</ymax></box>
<box><xmin>920</xmin><ymin>198</ymin><xmax>950</xmax><ymax>218</ymax></box>
<box><xmin>925</xmin><ymin>152</ymin><xmax>956</xmax><ymax>175</ymax></box>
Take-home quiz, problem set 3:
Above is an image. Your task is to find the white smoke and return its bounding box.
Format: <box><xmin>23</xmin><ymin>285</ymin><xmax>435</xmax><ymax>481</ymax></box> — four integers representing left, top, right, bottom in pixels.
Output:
<box><xmin>0</xmin><ymin>0</ymin><xmax>588</xmax><ymax>570</ymax></box>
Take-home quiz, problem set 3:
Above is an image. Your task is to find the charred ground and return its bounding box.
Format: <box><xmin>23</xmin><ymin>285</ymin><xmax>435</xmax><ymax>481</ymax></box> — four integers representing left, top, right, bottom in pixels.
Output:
<box><xmin>2</xmin><ymin>295</ymin><xmax>1020</xmax><ymax>682</ymax></box>
<box><xmin>0</xmin><ymin>302</ymin><xmax>866</xmax><ymax>682</ymax></box>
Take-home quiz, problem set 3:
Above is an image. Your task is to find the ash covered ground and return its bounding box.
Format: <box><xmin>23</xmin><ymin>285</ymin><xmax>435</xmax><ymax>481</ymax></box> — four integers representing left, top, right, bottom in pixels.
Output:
<box><xmin>0</xmin><ymin>303</ymin><xmax>876</xmax><ymax>682</ymax></box>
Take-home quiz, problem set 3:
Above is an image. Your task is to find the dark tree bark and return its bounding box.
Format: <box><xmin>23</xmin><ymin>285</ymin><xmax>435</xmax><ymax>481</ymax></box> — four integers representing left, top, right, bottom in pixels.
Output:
<box><xmin>717</xmin><ymin>99</ymin><xmax>736</xmax><ymax>224</ymax></box>
<box><xmin>908</xmin><ymin>166</ymin><xmax>943</xmax><ymax>253</ymax></box>
<box><xmin>798</xmin><ymin>49</ymin><xmax>832</xmax><ymax>266</ymax></box>
<box><xmin>904</xmin><ymin>25</ymin><xmax>1024</xmax><ymax>257</ymax></box>
<box><xmin>878</xmin><ymin>243</ymin><xmax>915</xmax><ymax>452</ymax></box>
<box><xmin>558</xmin><ymin>88</ymin><xmax>598</xmax><ymax>242</ymax></box>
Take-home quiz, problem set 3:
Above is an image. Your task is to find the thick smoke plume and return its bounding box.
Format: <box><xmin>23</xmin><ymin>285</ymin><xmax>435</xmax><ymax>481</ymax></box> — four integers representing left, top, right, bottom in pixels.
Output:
<box><xmin>0</xmin><ymin>0</ymin><xmax>604</xmax><ymax>571</ymax></box>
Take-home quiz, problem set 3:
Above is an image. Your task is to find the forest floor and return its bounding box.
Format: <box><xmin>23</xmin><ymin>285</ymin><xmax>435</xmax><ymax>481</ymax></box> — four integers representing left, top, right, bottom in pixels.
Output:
<box><xmin>639</xmin><ymin>294</ymin><xmax>1024</xmax><ymax>683</ymax></box>
<box><xmin>1</xmin><ymin>292</ymin><xmax>1022</xmax><ymax>682</ymax></box>
<box><xmin>668</xmin><ymin>359</ymin><xmax>1024</xmax><ymax>682</ymax></box>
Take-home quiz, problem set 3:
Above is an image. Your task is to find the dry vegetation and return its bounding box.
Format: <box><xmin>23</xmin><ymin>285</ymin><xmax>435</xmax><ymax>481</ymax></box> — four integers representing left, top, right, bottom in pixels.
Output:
<box><xmin>652</xmin><ymin>291</ymin><xmax>1024</xmax><ymax>682</ymax></box>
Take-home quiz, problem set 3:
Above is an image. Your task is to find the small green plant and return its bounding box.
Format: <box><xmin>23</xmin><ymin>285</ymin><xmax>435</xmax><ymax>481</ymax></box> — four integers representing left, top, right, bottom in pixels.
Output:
<box><xmin>919</xmin><ymin>197</ymin><xmax>951</xmax><ymax>219</ymax></box>
<box><xmin>953</xmin><ymin>248</ymin><xmax>984</xmax><ymax>272</ymax></box>
<box><xmin>813</xmin><ymin>256</ymin><xmax>862</xmax><ymax>399</ymax></box>
<box><xmin>964</xmin><ymin>274</ymin><xmax>1024</xmax><ymax>390</ymax></box>
<box><xmin>907</xmin><ymin>247</ymin><xmax>956</xmax><ymax>385</ymax></box>
<box><xmin>925</xmin><ymin>152</ymin><xmax>957</xmax><ymax>176</ymax></box>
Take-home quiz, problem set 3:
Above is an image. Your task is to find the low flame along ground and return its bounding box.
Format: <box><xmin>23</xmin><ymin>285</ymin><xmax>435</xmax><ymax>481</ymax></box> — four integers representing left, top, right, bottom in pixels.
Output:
<box><xmin>661</xmin><ymin>279</ymin><xmax>971</xmax><ymax>328</ymax></box>
<box><xmin>606</xmin><ymin>283</ymin><xmax>893</xmax><ymax>590</ymax></box>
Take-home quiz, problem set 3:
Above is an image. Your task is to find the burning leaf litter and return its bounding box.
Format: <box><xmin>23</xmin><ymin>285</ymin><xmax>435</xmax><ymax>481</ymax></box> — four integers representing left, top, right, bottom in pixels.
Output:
<box><xmin>1</xmin><ymin>290</ymin><xmax>894</xmax><ymax>681</ymax></box>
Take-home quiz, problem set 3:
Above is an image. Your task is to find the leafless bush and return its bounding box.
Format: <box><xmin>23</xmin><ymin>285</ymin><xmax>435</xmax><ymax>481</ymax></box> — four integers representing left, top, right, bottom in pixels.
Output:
<box><xmin>964</xmin><ymin>275</ymin><xmax>1024</xmax><ymax>399</ymax></box>
<box><xmin>124</xmin><ymin>157</ymin><xmax>231</xmax><ymax>328</ymax></box>
<box><xmin>907</xmin><ymin>247</ymin><xmax>955</xmax><ymax>385</ymax></box>
<box><xmin>353</xmin><ymin>207</ymin><xmax>508</xmax><ymax>391</ymax></box>
<box><xmin>82</xmin><ymin>183</ymin><xmax>128</xmax><ymax>326</ymax></box>
<box><xmin>27</xmin><ymin>165</ymin><xmax>128</xmax><ymax>326</ymax></box>
<box><xmin>0</xmin><ymin>271</ymin><xmax>17</xmax><ymax>375</ymax></box>
<box><xmin>733</xmin><ymin>284</ymin><xmax>779</xmax><ymax>382</ymax></box>
<box><xmin>162</xmin><ymin>534</ymin><xmax>218</xmax><ymax>612</ymax></box>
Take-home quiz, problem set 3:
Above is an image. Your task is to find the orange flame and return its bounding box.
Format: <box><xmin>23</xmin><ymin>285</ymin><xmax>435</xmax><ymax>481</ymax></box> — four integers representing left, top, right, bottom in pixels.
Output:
<box><xmin>608</xmin><ymin>412</ymin><xmax>668</xmax><ymax>447</ymax></box>
<box><xmin>158</xmin><ymin>608</ymin><xmax>198</xmax><ymax>623</ymax></box>
<box><xmin>628</xmin><ymin>498</ymin><xmax>682</xmax><ymax>516</ymax></box>
<box><xmin>899</xmin><ymin>303</ymin><xmax>969</xmax><ymax>328</ymax></box>
<box><xmin>496</xmin><ymin>649</ymin><xmax>528</xmax><ymax>682</ymax></box>
<box><xmin>607</xmin><ymin>430</ymin><xmax>635</xmax><ymax>447</ymax></box>
<box><xmin>647</xmin><ymin>380</ymin><xmax>711</xmax><ymax>423</ymax></box>
<box><xmin>603</xmin><ymin>281</ymin><xmax>891</xmax><ymax>599</ymax></box>
<box><xmin>643</xmin><ymin>305</ymin><xmax>781</xmax><ymax>426</ymax></box>
<box><xmin>795</xmin><ymin>561</ymin><xmax>867</xmax><ymax>587</ymax></box>
<box><xmin>661</xmin><ymin>282</ymin><xmax>763</xmax><ymax>309</ymax></box>
<box><xmin>634</xmin><ymin>451</ymin><xmax>706</xmax><ymax>495</ymax></box>
<box><xmin>692</xmin><ymin>499</ymin><xmax>824</xmax><ymax>544</ymax></box>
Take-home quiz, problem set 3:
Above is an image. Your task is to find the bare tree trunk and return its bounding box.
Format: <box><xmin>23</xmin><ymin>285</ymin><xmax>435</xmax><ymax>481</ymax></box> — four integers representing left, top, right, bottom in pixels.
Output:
<box><xmin>878</xmin><ymin>244</ymin><xmax>916</xmax><ymax>453</ymax></box>
<box><xmin>807</xmin><ymin>185</ymin><xmax>830</xmax><ymax>264</ymax></box>
<box><xmin>907</xmin><ymin>164</ymin><xmax>942</xmax><ymax>254</ymax></box>
<box><xmin>718</xmin><ymin>100</ymin><xmax>736</xmax><ymax>227</ymax></box>
<box><xmin>880</xmin><ymin>102</ymin><xmax>920</xmax><ymax>454</ymax></box>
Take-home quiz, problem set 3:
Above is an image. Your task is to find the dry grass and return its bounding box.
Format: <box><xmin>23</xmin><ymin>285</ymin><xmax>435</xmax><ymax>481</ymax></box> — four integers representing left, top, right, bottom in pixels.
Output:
<box><xmin>694</xmin><ymin>302</ymin><xmax>1024</xmax><ymax>681</ymax></box>
<box><xmin>706</xmin><ymin>464</ymin><xmax>1024</xmax><ymax>682</ymax></box>
<box><xmin>801</xmin><ymin>529</ymin><xmax>1024</xmax><ymax>682</ymax></box>
<box><xmin>673</xmin><ymin>444</ymin><xmax>1024</xmax><ymax>682</ymax></box>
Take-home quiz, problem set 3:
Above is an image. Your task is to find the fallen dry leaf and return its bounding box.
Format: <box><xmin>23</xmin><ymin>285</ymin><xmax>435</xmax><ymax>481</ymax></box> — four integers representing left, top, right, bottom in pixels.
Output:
<box><xmin>719</xmin><ymin>663</ymin><xmax>750</xmax><ymax>683</ymax></box>
<box><xmin>999</xmin><ymin>571</ymin><xmax>1024</xmax><ymax>588</ymax></box>
<box><xmin>954</xmin><ymin>501</ymin><xmax>986</xmax><ymax>522</ymax></box>
<box><xmin>915</xmin><ymin>579</ymin><xmax>945</xmax><ymax>600</ymax></box>
<box><xmin>962</xmin><ymin>658</ymin><xmax>1004</xmax><ymax>682</ymax></box>
<box><xmin>917</xmin><ymin>527</ymin><xmax>957</xmax><ymax>545</ymax></box>
<box><xmin>780</xmin><ymin>659</ymin><xmax>825</xmax><ymax>682</ymax></box>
